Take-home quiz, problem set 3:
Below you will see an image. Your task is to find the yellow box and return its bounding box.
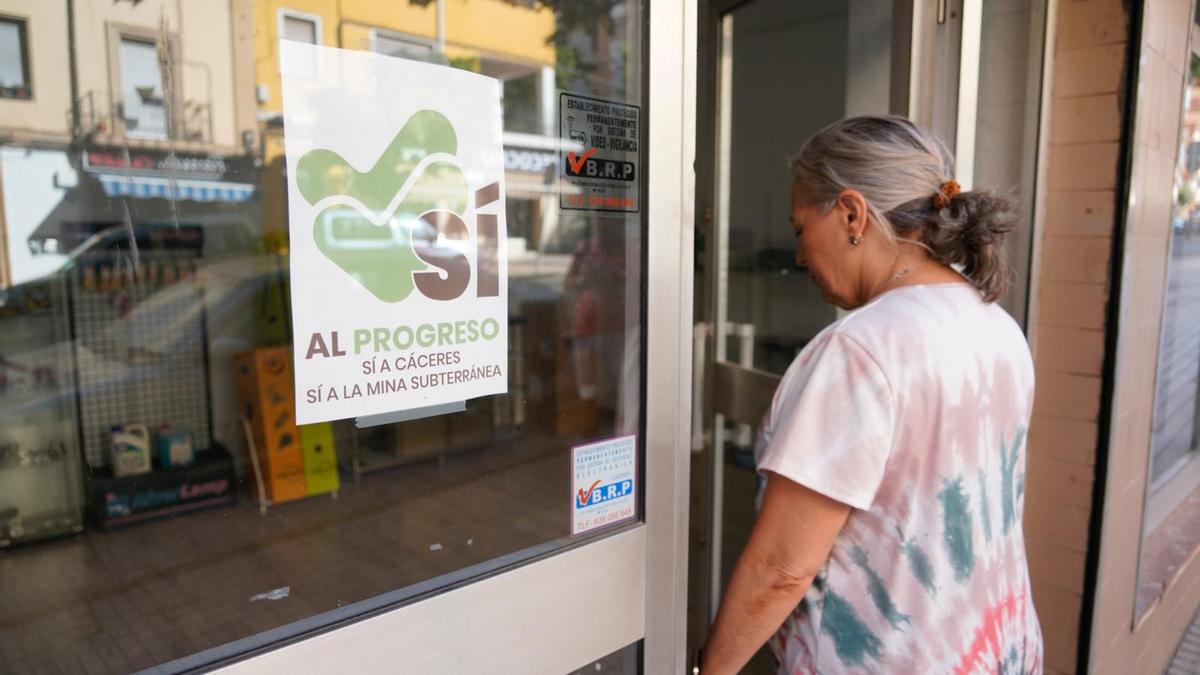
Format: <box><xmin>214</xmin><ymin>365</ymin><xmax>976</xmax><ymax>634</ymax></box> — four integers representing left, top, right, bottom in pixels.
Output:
<box><xmin>300</xmin><ymin>423</ymin><xmax>339</xmax><ymax>495</ymax></box>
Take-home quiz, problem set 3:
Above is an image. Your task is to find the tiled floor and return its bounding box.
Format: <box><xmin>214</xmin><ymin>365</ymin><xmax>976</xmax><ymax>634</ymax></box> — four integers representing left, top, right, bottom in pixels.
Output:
<box><xmin>0</xmin><ymin>432</ymin><xmax>576</xmax><ymax>673</ymax></box>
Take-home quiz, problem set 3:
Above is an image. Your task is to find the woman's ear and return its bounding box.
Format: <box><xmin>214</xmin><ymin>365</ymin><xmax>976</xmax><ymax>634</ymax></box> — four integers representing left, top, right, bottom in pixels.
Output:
<box><xmin>838</xmin><ymin>190</ymin><xmax>868</xmax><ymax>236</ymax></box>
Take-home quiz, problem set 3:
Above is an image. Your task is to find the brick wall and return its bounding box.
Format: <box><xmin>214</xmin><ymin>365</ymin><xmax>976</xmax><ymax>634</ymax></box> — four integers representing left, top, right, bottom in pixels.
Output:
<box><xmin>1026</xmin><ymin>0</ymin><xmax>1200</xmax><ymax>673</ymax></box>
<box><xmin>1025</xmin><ymin>1</ymin><xmax>1128</xmax><ymax>673</ymax></box>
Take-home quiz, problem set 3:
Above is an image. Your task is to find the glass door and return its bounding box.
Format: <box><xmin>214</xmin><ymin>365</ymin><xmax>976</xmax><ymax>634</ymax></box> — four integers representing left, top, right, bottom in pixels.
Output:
<box><xmin>689</xmin><ymin>0</ymin><xmax>960</xmax><ymax>667</ymax></box>
<box><xmin>689</xmin><ymin>0</ymin><xmax>1047</xmax><ymax>667</ymax></box>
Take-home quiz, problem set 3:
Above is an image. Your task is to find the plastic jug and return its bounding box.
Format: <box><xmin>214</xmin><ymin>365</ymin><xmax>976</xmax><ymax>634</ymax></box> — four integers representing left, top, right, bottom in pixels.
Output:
<box><xmin>111</xmin><ymin>424</ymin><xmax>151</xmax><ymax>477</ymax></box>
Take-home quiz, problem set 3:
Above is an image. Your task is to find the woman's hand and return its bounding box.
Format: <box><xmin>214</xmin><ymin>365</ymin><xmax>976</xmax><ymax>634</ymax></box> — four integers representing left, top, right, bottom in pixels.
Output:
<box><xmin>699</xmin><ymin>472</ymin><xmax>851</xmax><ymax>674</ymax></box>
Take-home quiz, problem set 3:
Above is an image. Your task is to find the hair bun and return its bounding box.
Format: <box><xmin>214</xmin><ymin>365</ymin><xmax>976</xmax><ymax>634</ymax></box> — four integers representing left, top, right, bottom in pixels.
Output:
<box><xmin>922</xmin><ymin>190</ymin><xmax>1018</xmax><ymax>302</ymax></box>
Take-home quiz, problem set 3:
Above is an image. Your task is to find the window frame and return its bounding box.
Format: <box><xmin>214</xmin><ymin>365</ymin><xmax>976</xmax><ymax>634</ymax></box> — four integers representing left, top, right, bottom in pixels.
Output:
<box><xmin>367</xmin><ymin>26</ymin><xmax>435</xmax><ymax>58</ymax></box>
<box><xmin>277</xmin><ymin>9</ymin><xmax>323</xmax><ymax>46</ymax></box>
<box><xmin>0</xmin><ymin>14</ymin><xmax>32</xmax><ymax>101</ymax></box>
<box><xmin>105</xmin><ymin>22</ymin><xmax>181</xmax><ymax>141</ymax></box>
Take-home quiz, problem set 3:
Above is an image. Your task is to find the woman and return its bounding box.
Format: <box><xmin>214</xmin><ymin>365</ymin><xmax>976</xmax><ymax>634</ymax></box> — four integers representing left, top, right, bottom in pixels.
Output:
<box><xmin>697</xmin><ymin>116</ymin><xmax>1043</xmax><ymax>674</ymax></box>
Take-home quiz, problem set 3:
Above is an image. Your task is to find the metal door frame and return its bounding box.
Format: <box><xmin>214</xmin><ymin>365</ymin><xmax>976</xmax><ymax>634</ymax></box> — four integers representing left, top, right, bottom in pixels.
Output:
<box><xmin>208</xmin><ymin>1</ymin><xmax>698</xmax><ymax>672</ymax></box>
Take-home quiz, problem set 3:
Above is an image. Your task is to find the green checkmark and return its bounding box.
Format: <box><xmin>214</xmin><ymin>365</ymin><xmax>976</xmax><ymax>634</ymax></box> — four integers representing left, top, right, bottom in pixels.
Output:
<box><xmin>297</xmin><ymin>110</ymin><xmax>471</xmax><ymax>303</ymax></box>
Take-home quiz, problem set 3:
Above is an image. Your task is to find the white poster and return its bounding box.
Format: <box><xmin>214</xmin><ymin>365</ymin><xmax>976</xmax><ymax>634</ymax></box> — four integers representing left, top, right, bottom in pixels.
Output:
<box><xmin>571</xmin><ymin>435</ymin><xmax>637</xmax><ymax>536</ymax></box>
<box><xmin>280</xmin><ymin>43</ymin><xmax>508</xmax><ymax>425</ymax></box>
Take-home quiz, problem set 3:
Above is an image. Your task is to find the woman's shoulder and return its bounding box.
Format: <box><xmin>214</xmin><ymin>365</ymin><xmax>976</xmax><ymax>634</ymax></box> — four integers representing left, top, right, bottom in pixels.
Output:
<box><xmin>830</xmin><ymin>283</ymin><xmax>1030</xmax><ymax>370</ymax></box>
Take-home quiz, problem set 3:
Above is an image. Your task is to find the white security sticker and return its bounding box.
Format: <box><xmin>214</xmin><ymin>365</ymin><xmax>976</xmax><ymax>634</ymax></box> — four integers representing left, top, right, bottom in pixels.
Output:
<box><xmin>571</xmin><ymin>435</ymin><xmax>637</xmax><ymax>536</ymax></box>
<box><xmin>559</xmin><ymin>93</ymin><xmax>640</xmax><ymax>212</ymax></box>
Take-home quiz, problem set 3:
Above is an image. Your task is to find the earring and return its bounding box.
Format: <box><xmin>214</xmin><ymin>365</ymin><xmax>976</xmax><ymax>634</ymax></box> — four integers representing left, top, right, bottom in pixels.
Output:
<box><xmin>849</xmin><ymin>234</ymin><xmax>862</xmax><ymax>246</ymax></box>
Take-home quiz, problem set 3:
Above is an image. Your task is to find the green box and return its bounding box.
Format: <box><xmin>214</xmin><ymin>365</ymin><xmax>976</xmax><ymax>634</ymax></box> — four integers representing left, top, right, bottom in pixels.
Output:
<box><xmin>299</xmin><ymin>423</ymin><xmax>339</xmax><ymax>495</ymax></box>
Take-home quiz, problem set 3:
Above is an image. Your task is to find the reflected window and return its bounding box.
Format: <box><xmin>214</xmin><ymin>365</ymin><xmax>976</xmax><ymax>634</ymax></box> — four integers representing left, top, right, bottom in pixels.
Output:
<box><xmin>118</xmin><ymin>37</ymin><xmax>167</xmax><ymax>139</ymax></box>
<box><xmin>1137</xmin><ymin>49</ymin><xmax>1200</xmax><ymax>622</ymax></box>
<box><xmin>0</xmin><ymin>17</ymin><xmax>30</xmax><ymax>100</ymax></box>
<box><xmin>281</xmin><ymin>12</ymin><xmax>319</xmax><ymax>45</ymax></box>
<box><xmin>371</xmin><ymin>29</ymin><xmax>434</xmax><ymax>61</ymax></box>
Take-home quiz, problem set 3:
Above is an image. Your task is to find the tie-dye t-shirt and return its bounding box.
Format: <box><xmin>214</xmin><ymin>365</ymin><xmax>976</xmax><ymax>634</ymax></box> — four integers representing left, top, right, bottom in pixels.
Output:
<box><xmin>755</xmin><ymin>283</ymin><xmax>1043</xmax><ymax>674</ymax></box>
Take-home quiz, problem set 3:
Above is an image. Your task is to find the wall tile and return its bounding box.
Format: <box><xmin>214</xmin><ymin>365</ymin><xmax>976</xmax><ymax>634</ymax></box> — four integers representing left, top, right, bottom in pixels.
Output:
<box><xmin>1036</xmin><ymin>582</ymin><xmax>1085</xmax><ymax>674</ymax></box>
<box><xmin>1035</xmin><ymin>372</ymin><xmax>1103</xmax><ymax>420</ymax></box>
<box><xmin>1035</xmin><ymin>327</ymin><xmax>1106</xmax><ymax>376</ymax></box>
<box><xmin>1054</xmin><ymin>45</ymin><xmax>1127</xmax><ymax>97</ymax></box>
<box><xmin>1037</xmin><ymin>282</ymin><xmax>1109</xmax><ymax>330</ymax></box>
<box><xmin>1050</xmin><ymin>94</ymin><xmax>1123</xmax><ymax>144</ymax></box>
<box><xmin>1048</xmin><ymin>143</ymin><xmax>1121</xmax><ymax>190</ymax></box>
<box><xmin>1027</xmin><ymin>454</ymin><xmax>1097</xmax><ymax>507</ymax></box>
<box><xmin>1164</xmin><ymin>0</ymin><xmax>1191</xmax><ymax>68</ymax></box>
<box><xmin>1144</xmin><ymin>0</ymin><xmax>1169</xmax><ymax>59</ymax></box>
<box><xmin>1040</xmin><ymin>236</ymin><xmax>1113</xmax><ymax>283</ymax></box>
<box><xmin>1093</xmin><ymin>570</ymin><xmax>1135</xmax><ymax>651</ymax></box>
<box><xmin>1027</xmin><ymin>538</ymin><xmax>1089</xmax><ymax>593</ymax></box>
<box><xmin>1045</xmin><ymin>622</ymin><xmax>1082</xmax><ymax>673</ymax></box>
<box><xmin>1025</xmin><ymin>498</ymin><xmax>1092</xmax><ymax>551</ymax></box>
<box><xmin>1056</xmin><ymin>0</ymin><xmax>1128</xmax><ymax>52</ymax></box>
<box><xmin>1029</xmin><ymin>415</ymin><xmax>1099</xmax><ymax>465</ymax></box>
<box><xmin>1043</xmin><ymin>190</ymin><xmax>1117</xmax><ymax>237</ymax></box>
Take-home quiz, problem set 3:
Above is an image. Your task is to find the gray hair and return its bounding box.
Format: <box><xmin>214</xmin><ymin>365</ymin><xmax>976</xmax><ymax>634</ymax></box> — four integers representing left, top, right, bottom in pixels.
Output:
<box><xmin>790</xmin><ymin>115</ymin><xmax>1016</xmax><ymax>303</ymax></box>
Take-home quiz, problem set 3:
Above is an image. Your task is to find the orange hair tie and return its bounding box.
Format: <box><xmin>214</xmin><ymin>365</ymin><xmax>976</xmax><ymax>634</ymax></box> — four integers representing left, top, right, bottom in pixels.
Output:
<box><xmin>933</xmin><ymin>180</ymin><xmax>961</xmax><ymax>209</ymax></box>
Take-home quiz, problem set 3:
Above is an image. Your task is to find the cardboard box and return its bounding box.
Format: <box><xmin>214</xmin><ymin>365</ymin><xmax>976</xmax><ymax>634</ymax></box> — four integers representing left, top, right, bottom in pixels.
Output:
<box><xmin>267</xmin><ymin>464</ymin><xmax>308</xmax><ymax>503</ymax></box>
<box><xmin>236</xmin><ymin>346</ymin><xmax>311</xmax><ymax>503</ymax></box>
<box><xmin>397</xmin><ymin>415</ymin><xmax>447</xmax><ymax>462</ymax></box>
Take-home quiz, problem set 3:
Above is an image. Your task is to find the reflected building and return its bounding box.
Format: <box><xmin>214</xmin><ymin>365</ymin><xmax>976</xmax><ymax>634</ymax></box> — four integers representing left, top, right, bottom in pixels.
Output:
<box><xmin>0</xmin><ymin>0</ymin><xmax>260</xmax><ymax>290</ymax></box>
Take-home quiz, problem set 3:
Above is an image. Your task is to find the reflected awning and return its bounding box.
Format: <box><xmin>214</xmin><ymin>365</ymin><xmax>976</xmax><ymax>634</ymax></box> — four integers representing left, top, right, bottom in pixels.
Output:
<box><xmin>96</xmin><ymin>173</ymin><xmax>255</xmax><ymax>203</ymax></box>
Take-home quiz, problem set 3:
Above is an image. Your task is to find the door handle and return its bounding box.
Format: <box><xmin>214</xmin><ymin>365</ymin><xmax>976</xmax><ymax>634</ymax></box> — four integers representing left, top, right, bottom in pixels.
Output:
<box><xmin>691</xmin><ymin>323</ymin><xmax>709</xmax><ymax>452</ymax></box>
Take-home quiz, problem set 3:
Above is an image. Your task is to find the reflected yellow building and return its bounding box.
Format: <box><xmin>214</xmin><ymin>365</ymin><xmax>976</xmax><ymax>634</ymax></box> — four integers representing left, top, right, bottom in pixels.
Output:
<box><xmin>250</xmin><ymin>0</ymin><xmax>558</xmax><ymax>236</ymax></box>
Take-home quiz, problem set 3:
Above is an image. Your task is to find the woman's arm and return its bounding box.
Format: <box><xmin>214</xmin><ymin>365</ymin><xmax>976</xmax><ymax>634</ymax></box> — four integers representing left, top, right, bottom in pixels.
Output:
<box><xmin>699</xmin><ymin>472</ymin><xmax>852</xmax><ymax>674</ymax></box>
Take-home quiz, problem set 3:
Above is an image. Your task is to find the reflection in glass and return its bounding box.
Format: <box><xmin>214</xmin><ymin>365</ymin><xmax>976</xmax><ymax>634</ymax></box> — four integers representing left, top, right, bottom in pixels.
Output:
<box><xmin>1136</xmin><ymin>50</ymin><xmax>1200</xmax><ymax>622</ymax></box>
<box><xmin>0</xmin><ymin>1</ymin><xmax>644</xmax><ymax>672</ymax></box>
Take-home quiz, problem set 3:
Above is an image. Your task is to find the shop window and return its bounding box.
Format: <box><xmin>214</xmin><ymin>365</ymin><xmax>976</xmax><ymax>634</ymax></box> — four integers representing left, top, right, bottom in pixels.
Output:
<box><xmin>1137</xmin><ymin>49</ymin><xmax>1200</xmax><ymax>621</ymax></box>
<box><xmin>1150</xmin><ymin>54</ymin><xmax>1200</xmax><ymax>491</ymax></box>
<box><xmin>0</xmin><ymin>1</ymin><xmax>644</xmax><ymax>671</ymax></box>
<box><xmin>118</xmin><ymin>37</ymin><xmax>167</xmax><ymax>139</ymax></box>
<box><xmin>0</xmin><ymin>17</ymin><xmax>31</xmax><ymax>100</ymax></box>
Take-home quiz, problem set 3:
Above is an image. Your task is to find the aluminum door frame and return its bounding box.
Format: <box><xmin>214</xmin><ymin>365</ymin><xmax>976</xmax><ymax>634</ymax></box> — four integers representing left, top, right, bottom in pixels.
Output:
<box><xmin>209</xmin><ymin>0</ymin><xmax>698</xmax><ymax>672</ymax></box>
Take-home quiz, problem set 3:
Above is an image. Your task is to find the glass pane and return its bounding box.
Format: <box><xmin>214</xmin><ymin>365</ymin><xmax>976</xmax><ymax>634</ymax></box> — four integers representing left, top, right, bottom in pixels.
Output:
<box><xmin>973</xmin><ymin>0</ymin><xmax>1047</xmax><ymax>326</ymax></box>
<box><xmin>1137</xmin><ymin>48</ymin><xmax>1200</xmax><ymax>622</ymax></box>
<box><xmin>0</xmin><ymin>21</ymin><xmax>25</xmax><ymax>90</ymax></box>
<box><xmin>0</xmin><ymin>1</ymin><xmax>645</xmax><ymax>672</ymax></box>
<box><xmin>724</xmin><ymin>0</ymin><xmax>892</xmax><ymax>375</ymax></box>
<box><xmin>120</xmin><ymin>38</ymin><xmax>167</xmax><ymax>140</ymax></box>
<box><xmin>1150</xmin><ymin>65</ymin><xmax>1200</xmax><ymax>487</ymax></box>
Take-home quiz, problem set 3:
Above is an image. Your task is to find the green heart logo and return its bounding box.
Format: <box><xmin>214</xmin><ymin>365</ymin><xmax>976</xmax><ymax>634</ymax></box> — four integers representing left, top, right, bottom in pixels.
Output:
<box><xmin>297</xmin><ymin>110</ymin><xmax>469</xmax><ymax>303</ymax></box>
